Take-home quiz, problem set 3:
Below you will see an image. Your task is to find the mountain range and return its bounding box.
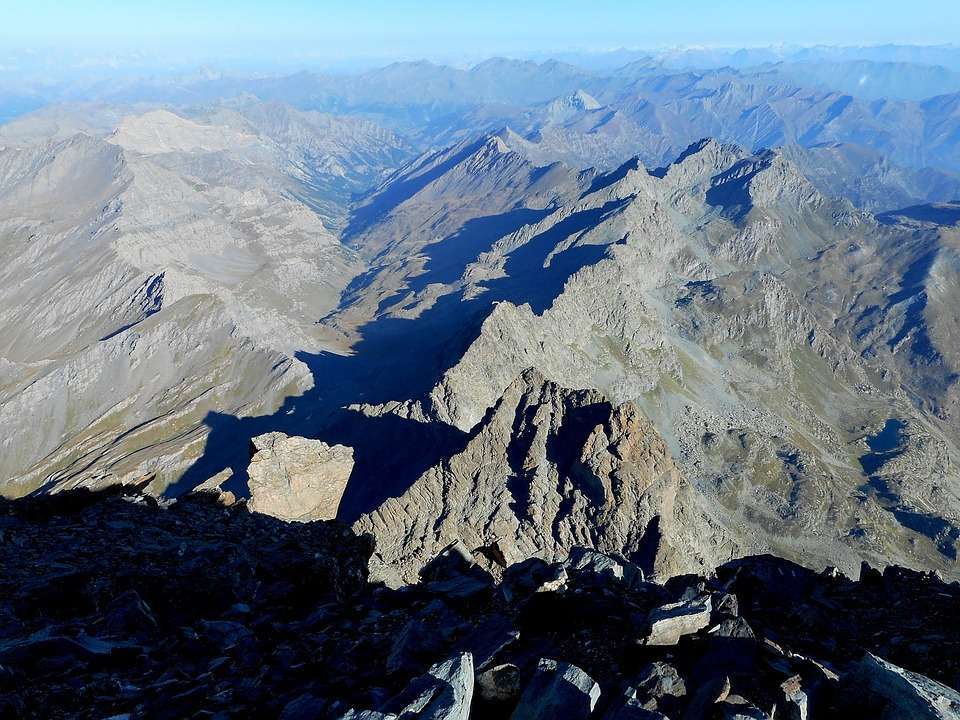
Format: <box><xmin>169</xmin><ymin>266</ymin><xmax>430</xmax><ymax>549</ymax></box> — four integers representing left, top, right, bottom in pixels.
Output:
<box><xmin>2</xmin><ymin>92</ymin><xmax>958</xmax><ymax>585</ymax></box>
<box><xmin>4</xmin><ymin>45</ymin><xmax>960</xmax><ymax>718</ymax></box>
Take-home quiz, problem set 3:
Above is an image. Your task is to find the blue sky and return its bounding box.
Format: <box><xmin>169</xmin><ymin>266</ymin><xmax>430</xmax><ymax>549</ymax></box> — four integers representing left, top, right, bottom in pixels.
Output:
<box><xmin>2</xmin><ymin>0</ymin><xmax>958</xmax><ymax>63</ymax></box>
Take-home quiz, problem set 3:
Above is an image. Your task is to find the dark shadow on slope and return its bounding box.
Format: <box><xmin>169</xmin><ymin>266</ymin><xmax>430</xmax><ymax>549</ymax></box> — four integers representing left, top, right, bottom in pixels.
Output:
<box><xmin>324</xmin><ymin>408</ymin><xmax>470</xmax><ymax>523</ymax></box>
<box><xmin>893</xmin><ymin>510</ymin><xmax>960</xmax><ymax>560</ymax></box>
<box><xmin>345</xmin><ymin>137</ymin><xmax>490</xmax><ymax>237</ymax></box>
<box><xmin>171</xmin><ymin>200</ymin><xmax>626</xmax><ymax>516</ymax></box>
<box><xmin>365</xmin><ymin>207</ymin><xmax>553</xmax><ymax>314</ymax></box>
<box><xmin>857</xmin><ymin>418</ymin><xmax>960</xmax><ymax>561</ymax></box>
<box><xmin>858</xmin><ymin>418</ymin><xmax>908</xmax><ymax>476</ymax></box>
<box><xmin>884</xmin><ymin>249</ymin><xmax>941</xmax><ymax>362</ymax></box>
<box><xmin>887</xmin><ymin>249</ymin><xmax>937</xmax><ymax>306</ymax></box>
<box><xmin>630</xmin><ymin>515</ymin><xmax>663</xmax><ymax>576</ymax></box>
<box><xmin>704</xmin><ymin>157</ymin><xmax>767</xmax><ymax>222</ymax></box>
<box><xmin>583</xmin><ymin>157</ymin><xmax>643</xmax><ymax>196</ymax></box>
<box><xmin>505</xmin><ymin>402</ymin><xmax>544</xmax><ymax>524</ymax></box>
<box><xmin>547</xmin><ymin>401</ymin><xmax>613</xmax><ymax>509</ymax></box>
<box><xmin>99</xmin><ymin>274</ymin><xmax>165</xmax><ymax>342</ymax></box>
<box><xmin>167</xmin><ymin>297</ymin><xmax>484</xmax><ymax>507</ymax></box>
<box><xmin>504</xmin><ymin>392</ymin><xmax>614</xmax><ymax>526</ymax></box>
<box><xmin>492</xmin><ymin>199</ymin><xmax>627</xmax><ymax>314</ymax></box>
<box><xmin>408</xmin><ymin>208</ymin><xmax>553</xmax><ymax>292</ymax></box>
<box><xmin>877</xmin><ymin>201</ymin><xmax>960</xmax><ymax>226</ymax></box>
<box><xmin>547</xmin><ymin>402</ymin><xmax>612</xmax><ymax>476</ymax></box>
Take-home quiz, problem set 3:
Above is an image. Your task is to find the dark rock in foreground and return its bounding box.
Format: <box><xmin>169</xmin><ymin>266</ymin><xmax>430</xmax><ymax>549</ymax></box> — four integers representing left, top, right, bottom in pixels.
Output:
<box><xmin>1</xmin><ymin>489</ymin><xmax>959</xmax><ymax>719</ymax></box>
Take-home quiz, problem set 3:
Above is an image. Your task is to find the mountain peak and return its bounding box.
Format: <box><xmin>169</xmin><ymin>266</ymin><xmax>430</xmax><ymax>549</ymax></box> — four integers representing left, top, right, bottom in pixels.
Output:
<box><xmin>108</xmin><ymin>109</ymin><xmax>257</xmax><ymax>155</ymax></box>
<box><xmin>706</xmin><ymin>147</ymin><xmax>827</xmax><ymax>216</ymax></box>
<box><xmin>672</xmin><ymin>137</ymin><xmax>744</xmax><ymax>167</ymax></box>
<box><xmin>482</xmin><ymin>132</ymin><xmax>512</xmax><ymax>155</ymax></box>
<box><xmin>569</xmin><ymin>89</ymin><xmax>602</xmax><ymax>110</ymax></box>
<box><xmin>546</xmin><ymin>89</ymin><xmax>603</xmax><ymax>121</ymax></box>
<box><xmin>354</xmin><ymin>369</ymin><xmax>703</xmax><ymax>581</ymax></box>
<box><xmin>651</xmin><ymin>138</ymin><xmax>747</xmax><ymax>191</ymax></box>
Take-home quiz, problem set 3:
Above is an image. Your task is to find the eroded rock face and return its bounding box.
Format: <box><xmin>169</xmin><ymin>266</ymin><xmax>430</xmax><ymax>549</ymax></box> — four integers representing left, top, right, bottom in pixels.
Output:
<box><xmin>247</xmin><ymin>432</ymin><xmax>354</xmax><ymax>522</ymax></box>
<box><xmin>355</xmin><ymin>368</ymin><xmax>724</xmax><ymax>582</ymax></box>
<box><xmin>0</xmin><ymin>105</ymin><xmax>384</xmax><ymax>498</ymax></box>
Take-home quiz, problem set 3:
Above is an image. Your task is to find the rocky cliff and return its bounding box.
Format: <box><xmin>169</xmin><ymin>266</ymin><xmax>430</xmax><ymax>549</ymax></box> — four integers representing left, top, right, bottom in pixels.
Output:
<box><xmin>354</xmin><ymin>368</ymin><xmax>729</xmax><ymax>584</ymax></box>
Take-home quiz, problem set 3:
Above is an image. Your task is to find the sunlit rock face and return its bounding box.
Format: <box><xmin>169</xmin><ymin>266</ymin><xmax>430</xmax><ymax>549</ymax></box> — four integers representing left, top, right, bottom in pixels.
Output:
<box><xmin>247</xmin><ymin>432</ymin><xmax>354</xmax><ymax>522</ymax></box>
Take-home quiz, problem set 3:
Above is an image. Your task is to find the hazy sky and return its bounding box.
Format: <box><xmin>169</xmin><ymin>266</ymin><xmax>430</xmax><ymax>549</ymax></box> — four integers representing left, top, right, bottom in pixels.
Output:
<box><xmin>2</xmin><ymin>0</ymin><xmax>958</xmax><ymax>64</ymax></box>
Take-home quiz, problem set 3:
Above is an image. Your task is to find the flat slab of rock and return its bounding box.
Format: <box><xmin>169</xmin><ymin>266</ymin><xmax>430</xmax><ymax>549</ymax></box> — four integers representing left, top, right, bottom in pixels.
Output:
<box><xmin>643</xmin><ymin>595</ymin><xmax>712</xmax><ymax>645</ymax></box>
<box><xmin>852</xmin><ymin>652</ymin><xmax>960</xmax><ymax>719</ymax></box>
<box><xmin>511</xmin><ymin>658</ymin><xmax>601</xmax><ymax>720</ymax></box>
<box><xmin>565</xmin><ymin>547</ymin><xmax>644</xmax><ymax>587</ymax></box>
<box><xmin>246</xmin><ymin>432</ymin><xmax>354</xmax><ymax>522</ymax></box>
<box><xmin>190</xmin><ymin>468</ymin><xmax>236</xmax><ymax>506</ymax></box>
<box><xmin>394</xmin><ymin>652</ymin><xmax>474</xmax><ymax>720</ymax></box>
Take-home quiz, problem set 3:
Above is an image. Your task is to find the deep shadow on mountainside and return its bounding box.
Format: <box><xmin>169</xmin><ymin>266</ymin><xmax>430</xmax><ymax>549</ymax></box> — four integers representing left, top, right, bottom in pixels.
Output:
<box><xmin>170</xmin><ymin>197</ymin><xmax>613</xmax><ymax>521</ymax></box>
<box><xmin>2</xmin><ymin>487</ymin><xmax>959</xmax><ymax>719</ymax></box>
<box><xmin>155</xmin><ymin>132</ymin><xmax>960</xmax><ymax>584</ymax></box>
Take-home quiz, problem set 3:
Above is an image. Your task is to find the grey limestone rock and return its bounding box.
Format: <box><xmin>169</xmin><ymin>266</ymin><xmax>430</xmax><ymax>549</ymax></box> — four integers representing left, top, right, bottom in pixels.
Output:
<box><xmin>393</xmin><ymin>652</ymin><xmax>474</xmax><ymax>720</ymax></box>
<box><xmin>852</xmin><ymin>652</ymin><xmax>960</xmax><ymax>719</ymax></box>
<box><xmin>633</xmin><ymin>661</ymin><xmax>687</xmax><ymax>709</ymax></box>
<box><xmin>643</xmin><ymin>595</ymin><xmax>713</xmax><ymax>646</ymax></box>
<box><xmin>510</xmin><ymin>658</ymin><xmax>601</xmax><ymax>720</ymax></box>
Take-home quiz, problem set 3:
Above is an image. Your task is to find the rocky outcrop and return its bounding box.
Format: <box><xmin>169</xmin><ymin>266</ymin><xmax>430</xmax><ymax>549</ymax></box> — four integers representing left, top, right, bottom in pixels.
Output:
<box><xmin>643</xmin><ymin>595</ymin><xmax>713</xmax><ymax>646</ymax></box>
<box><xmin>374</xmin><ymin>652</ymin><xmax>474</xmax><ymax>720</ymax></box>
<box><xmin>247</xmin><ymin>432</ymin><xmax>354</xmax><ymax>522</ymax></box>
<box><xmin>189</xmin><ymin>467</ymin><xmax>237</xmax><ymax>506</ymax></box>
<box><xmin>4</xmin><ymin>489</ymin><xmax>960</xmax><ymax>719</ymax></box>
<box><xmin>852</xmin><ymin>653</ymin><xmax>960</xmax><ymax>719</ymax></box>
<box><xmin>510</xmin><ymin>659</ymin><xmax>601</xmax><ymax>719</ymax></box>
<box><xmin>355</xmin><ymin>368</ymin><xmax>724</xmax><ymax>582</ymax></box>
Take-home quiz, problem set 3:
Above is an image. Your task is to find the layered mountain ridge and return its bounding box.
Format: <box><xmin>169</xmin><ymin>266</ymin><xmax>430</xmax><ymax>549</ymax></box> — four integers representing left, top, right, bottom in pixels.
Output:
<box><xmin>1</xmin><ymin>100</ymin><xmax>959</xmax><ymax>589</ymax></box>
<box><xmin>326</xmin><ymin>131</ymin><xmax>959</xmax><ymax>579</ymax></box>
<box><xmin>0</xmin><ymin>106</ymin><xmax>409</xmax><ymax>495</ymax></box>
<box><xmin>355</xmin><ymin>367</ymin><xmax>728</xmax><ymax>585</ymax></box>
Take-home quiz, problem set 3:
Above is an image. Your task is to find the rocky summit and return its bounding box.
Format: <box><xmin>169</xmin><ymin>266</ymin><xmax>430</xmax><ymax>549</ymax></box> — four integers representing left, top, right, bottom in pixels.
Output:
<box><xmin>354</xmin><ymin>368</ymin><xmax>724</xmax><ymax>586</ymax></box>
<box><xmin>2</xmin><ymin>488</ymin><xmax>960</xmax><ymax>719</ymax></box>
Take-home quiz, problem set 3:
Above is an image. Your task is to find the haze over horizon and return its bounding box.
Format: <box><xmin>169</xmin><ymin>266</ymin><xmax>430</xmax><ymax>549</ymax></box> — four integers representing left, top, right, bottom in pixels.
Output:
<box><xmin>2</xmin><ymin>0</ymin><xmax>960</xmax><ymax>76</ymax></box>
